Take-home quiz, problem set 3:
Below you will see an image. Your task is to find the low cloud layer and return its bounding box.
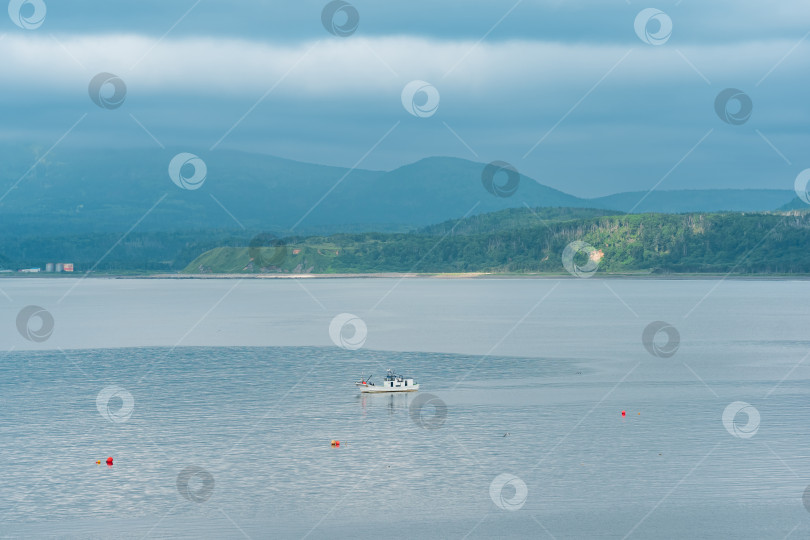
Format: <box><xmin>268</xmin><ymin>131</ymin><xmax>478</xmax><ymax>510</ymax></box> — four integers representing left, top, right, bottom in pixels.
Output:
<box><xmin>0</xmin><ymin>34</ymin><xmax>805</xmax><ymax>97</ymax></box>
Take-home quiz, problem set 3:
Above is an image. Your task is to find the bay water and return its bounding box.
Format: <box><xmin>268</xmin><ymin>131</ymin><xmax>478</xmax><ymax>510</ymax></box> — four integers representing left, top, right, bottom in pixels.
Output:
<box><xmin>1</xmin><ymin>277</ymin><xmax>809</xmax><ymax>538</ymax></box>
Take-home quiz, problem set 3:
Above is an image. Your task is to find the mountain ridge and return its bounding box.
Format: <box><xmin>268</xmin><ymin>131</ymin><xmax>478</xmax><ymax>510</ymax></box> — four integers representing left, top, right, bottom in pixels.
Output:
<box><xmin>0</xmin><ymin>146</ymin><xmax>800</xmax><ymax>237</ymax></box>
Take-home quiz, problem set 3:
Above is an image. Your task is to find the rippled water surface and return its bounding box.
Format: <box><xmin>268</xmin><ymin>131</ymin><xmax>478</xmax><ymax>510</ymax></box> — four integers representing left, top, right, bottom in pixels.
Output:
<box><xmin>1</xmin><ymin>277</ymin><xmax>809</xmax><ymax>538</ymax></box>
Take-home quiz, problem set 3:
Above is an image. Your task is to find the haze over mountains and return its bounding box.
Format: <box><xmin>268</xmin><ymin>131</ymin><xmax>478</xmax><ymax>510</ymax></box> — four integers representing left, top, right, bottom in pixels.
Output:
<box><xmin>0</xmin><ymin>146</ymin><xmax>801</xmax><ymax>237</ymax></box>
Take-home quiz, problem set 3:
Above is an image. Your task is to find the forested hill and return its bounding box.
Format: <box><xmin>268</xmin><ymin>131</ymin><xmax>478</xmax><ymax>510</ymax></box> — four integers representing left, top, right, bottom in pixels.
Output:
<box><xmin>418</xmin><ymin>207</ymin><xmax>622</xmax><ymax>236</ymax></box>
<box><xmin>185</xmin><ymin>209</ymin><xmax>810</xmax><ymax>275</ymax></box>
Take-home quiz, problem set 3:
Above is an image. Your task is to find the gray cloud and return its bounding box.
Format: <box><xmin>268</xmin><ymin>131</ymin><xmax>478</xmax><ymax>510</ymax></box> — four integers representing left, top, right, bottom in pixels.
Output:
<box><xmin>0</xmin><ymin>1</ymin><xmax>807</xmax><ymax>197</ymax></box>
<box><xmin>29</xmin><ymin>1</ymin><xmax>810</xmax><ymax>44</ymax></box>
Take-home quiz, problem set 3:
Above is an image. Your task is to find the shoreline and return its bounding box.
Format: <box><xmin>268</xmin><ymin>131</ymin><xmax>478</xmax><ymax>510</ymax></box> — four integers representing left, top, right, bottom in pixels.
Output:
<box><xmin>3</xmin><ymin>271</ymin><xmax>810</xmax><ymax>280</ymax></box>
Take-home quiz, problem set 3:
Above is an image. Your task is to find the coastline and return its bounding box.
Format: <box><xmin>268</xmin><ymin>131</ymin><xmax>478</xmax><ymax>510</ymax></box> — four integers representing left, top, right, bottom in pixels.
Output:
<box><xmin>4</xmin><ymin>271</ymin><xmax>810</xmax><ymax>280</ymax></box>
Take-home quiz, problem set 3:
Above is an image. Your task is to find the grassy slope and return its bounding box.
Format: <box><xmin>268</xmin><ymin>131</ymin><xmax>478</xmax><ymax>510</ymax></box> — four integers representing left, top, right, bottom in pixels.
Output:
<box><xmin>186</xmin><ymin>243</ymin><xmax>344</xmax><ymax>274</ymax></box>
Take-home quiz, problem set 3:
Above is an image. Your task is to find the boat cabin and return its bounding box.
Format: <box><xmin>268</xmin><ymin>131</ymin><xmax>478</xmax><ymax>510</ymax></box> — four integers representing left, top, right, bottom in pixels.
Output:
<box><xmin>355</xmin><ymin>369</ymin><xmax>419</xmax><ymax>393</ymax></box>
<box><xmin>383</xmin><ymin>369</ymin><xmax>416</xmax><ymax>388</ymax></box>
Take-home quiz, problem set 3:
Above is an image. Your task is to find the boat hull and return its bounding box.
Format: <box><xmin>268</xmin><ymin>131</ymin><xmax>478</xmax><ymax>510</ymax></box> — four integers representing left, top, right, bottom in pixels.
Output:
<box><xmin>359</xmin><ymin>385</ymin><xmax>419</xmax><ymax>393</ymax></box>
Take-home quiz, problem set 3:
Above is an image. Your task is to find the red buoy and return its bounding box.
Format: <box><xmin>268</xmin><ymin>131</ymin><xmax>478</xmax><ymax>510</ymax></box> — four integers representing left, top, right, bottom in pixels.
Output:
<box><xmin>106</xmin><ymin>456</ymin><xmax>113</xmax><ymax>466</ymax></box>
<box><xmin>621</xmin><ymin>410</ymin><xmax>626</xmax><ymax>417</ymax></box>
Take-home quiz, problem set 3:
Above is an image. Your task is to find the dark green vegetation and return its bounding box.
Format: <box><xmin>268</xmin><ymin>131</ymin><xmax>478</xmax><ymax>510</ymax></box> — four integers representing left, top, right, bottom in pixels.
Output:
<box><xmin>184</xmin><ymin>208</ymin><xmax>810</xmax><ymax>275</ymax></box>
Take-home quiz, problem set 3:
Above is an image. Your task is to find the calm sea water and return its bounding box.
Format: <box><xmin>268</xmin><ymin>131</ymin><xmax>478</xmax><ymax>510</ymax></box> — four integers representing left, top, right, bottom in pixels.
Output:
<box><xmin>1</xmin><ymin>277</ymin><xmax>809</xmax><ymax>538</ymax></box>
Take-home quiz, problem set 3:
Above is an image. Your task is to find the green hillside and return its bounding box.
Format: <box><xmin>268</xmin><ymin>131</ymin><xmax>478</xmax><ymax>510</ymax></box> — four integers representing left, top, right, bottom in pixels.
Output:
<box><xmin>184</xmin><ymin>209</ymin><xmax>810</xmax><ymax>275</ymax></box>
<box><xmin>419</xmin><ymin>207</ymin><xmax>623</xmax><ymax>236</ymax></box>
<box><xmin>186</xmin><ymin>243</ymin><xmax>343</xmax><ymax>274</ymax></box>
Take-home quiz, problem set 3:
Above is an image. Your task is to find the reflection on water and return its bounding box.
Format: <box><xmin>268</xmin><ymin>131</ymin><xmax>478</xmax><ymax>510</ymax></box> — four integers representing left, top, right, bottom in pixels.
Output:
<box><xmin>358</xmin><ymin>391</ymin><xmax>419</xmax><ymax>417</ymax></box>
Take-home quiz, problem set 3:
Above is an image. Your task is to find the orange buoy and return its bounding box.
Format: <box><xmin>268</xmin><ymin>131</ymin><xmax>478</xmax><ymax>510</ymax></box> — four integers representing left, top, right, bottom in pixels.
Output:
<box><xmin>106</xmin><ymin>456</ymin><xmax>113</xmax><ymax>466</ymax></box>
<box><xmin>621</xmin><ymin>410</ymin><xmax>626</xmax><ymax>417</ymax></box>
<box><xmin>96</xmin><ymin>460</ymin><xmax>100</xmax><ymax>465</ymax></box>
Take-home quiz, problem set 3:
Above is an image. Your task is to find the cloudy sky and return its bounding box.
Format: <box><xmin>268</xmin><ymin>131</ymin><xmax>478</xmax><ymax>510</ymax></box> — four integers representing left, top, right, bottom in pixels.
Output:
<box><xmin>1</xmin><ymin>0</ymin><xmax>808</xmax><ymax>196</ymax></box>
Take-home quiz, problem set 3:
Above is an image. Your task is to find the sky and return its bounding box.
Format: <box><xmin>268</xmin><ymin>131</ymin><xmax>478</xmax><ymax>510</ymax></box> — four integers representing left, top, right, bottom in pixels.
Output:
<box><xmin>0</xmin><ymin>0</ymin><xmax>808</xmax><ymax>197</ymax></box>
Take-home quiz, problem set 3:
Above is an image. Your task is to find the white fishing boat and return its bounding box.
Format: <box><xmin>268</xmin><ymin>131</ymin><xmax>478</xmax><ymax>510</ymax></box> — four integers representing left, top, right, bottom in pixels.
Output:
<box><xmin>355</xmin><ymin>369</ymin><xmax>419</xmax><ymax>393</ymax></box>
